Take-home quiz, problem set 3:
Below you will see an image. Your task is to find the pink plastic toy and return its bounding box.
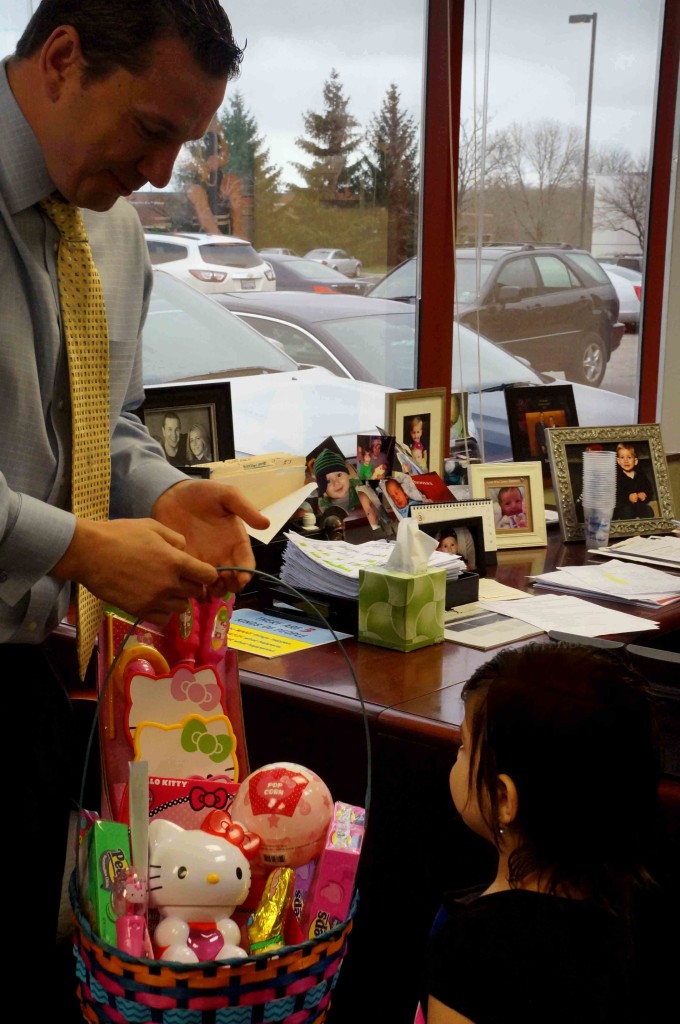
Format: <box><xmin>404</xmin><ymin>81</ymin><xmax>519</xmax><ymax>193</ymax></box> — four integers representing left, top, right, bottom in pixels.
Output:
<box><xmin>111</xmin><ymin>866</ymin><xmax>152</xmax><ymax>957</ymax></box>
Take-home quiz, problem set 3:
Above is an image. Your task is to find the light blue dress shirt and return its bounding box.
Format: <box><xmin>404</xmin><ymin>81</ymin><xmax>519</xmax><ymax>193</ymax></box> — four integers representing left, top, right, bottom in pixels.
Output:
<box><xmin>0</xmin><ymin>57</ymin><xmax>187</xmax><ymax>644</ymax></box>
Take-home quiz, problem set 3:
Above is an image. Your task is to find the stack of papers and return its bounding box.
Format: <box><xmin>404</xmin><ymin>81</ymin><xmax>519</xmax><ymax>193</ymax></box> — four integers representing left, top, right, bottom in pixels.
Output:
<box><xmin>590</xmin><ymin>535</ymin><xmax>680</xmax><ymax>570</ymax></box>
<box><xmin>481</xmin><ymin>594</ymin><xmax>659</xmax><ymax>637</ymax></box>
<box><xmin>532</xmin><ymin>559</ymin><xmax>680</xmax><ymax>608</ymax></box>
<box><xmin>280</xmin><ymin>531</ymin><xmax>465</xmax><ymax>599</ymax></box>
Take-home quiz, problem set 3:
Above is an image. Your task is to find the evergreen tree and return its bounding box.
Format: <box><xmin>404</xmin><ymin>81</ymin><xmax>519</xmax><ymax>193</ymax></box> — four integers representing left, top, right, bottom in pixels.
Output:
<box><xmin>291</xmin><ymin>69</ymin><xmax>362</xmax><ymax>200</ymax></box>
<box><xmin>219</xmin><ymin>91</ymin><xmax>283</xmax><ymax>242</ymax></box>
<box><xmin>358</xmin><ymin>83</ymin><xmax>420</xmax><ymax>264</ymax></box>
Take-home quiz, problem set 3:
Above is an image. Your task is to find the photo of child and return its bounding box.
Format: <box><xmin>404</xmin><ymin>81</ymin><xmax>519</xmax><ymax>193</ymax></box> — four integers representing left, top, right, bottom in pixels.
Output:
<box><xmin>380</xmin><ymin>474</ymin><xmax>425</xmax><ymax>519</ymax></box>
<box><xmin>493</xmin><ymin>484</ymin><xmax>528</xmax><ymax>530</ymax></box>
<box><xmin>436</xmin><ymin>527</ymin><xmax>460</xmax><ymax>555</ymax></box>
<box><xmin>358</xmin><ymin>447</ymin><xmax>374</xmax><ymax>480</ymax></box>
<box><xmin>313</xmin><ymin>447</ymin><xmax>361</xmax><ymax>512</ymax></box>
<box><xmin>450</xmin><ymin>392</ymin><xmax>469</xmax><ymax>440</ymax></box>
<box><xmin>614</xmin><ymin>442</ymin><xmax>656</xmax><ymax>519</ymax></box>
<box><xmin>404</xmin><ymin>414</ymin><xmax>429</xmax><ymax>471</ymax></box>
<box><xmin>419</xmin><ymin>519</ymin><xmax>479</xmax><ymax>570</ymax></box>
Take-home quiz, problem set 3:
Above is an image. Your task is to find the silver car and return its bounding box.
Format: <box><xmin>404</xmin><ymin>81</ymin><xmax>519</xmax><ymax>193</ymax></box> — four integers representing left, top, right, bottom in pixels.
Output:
<box><xmin>304</xmin><ymin>247</ymin><xmax>363</xmax><ymax>278</ymax></box>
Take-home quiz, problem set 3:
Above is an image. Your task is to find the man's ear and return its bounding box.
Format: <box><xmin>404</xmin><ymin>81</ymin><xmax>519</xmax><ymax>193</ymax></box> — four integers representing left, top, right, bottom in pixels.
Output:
<box><xmin>40</xmin><ymin>26</ymin><xmax>83</xmax><ymax>100</ymax></box>
<box><xmin>497</xmin><ymin>773</ymin><xmax>519</xmax><ymax>827</ymax></box>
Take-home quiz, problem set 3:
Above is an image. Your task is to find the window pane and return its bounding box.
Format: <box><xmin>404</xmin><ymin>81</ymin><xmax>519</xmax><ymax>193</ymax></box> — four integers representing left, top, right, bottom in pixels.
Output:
<box><xmin>451</xmin><ymin>0</ymin><xmax>663</xmax><ymax>457</ymax></box>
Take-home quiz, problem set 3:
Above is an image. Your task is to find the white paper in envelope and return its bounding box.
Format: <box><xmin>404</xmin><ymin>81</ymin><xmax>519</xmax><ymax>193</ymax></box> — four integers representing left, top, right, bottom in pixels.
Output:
<box><xmin>385</xmin><ymin>518</ymin><xmax>437</xmax><ymax>574</ymax></box>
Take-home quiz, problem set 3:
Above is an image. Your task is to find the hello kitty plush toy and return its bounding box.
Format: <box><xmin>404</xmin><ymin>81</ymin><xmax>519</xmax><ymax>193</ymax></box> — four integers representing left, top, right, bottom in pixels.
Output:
<box><xmin>148</xmin><ymin>810</ymin><xmax>261</xmax><ymax>962</ymax></box>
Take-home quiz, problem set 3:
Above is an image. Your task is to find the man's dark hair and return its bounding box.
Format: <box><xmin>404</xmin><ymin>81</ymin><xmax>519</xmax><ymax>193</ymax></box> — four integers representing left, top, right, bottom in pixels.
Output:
<box><xmin>15</xmin><ymin>0</ymin><xmax>244</xmax><ymax>82</ymax></box>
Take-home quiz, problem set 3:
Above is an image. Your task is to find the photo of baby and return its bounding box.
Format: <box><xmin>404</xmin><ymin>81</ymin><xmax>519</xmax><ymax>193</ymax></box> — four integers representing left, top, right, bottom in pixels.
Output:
<box><xmin>379</xmin><ymin>473</ymin><xmax>426</xmax><ymax>519</ymax></box>
<box><xmin>491</xmin><ymin>483</ymin><xmax>530</xmax><ymax>530</ymax></box>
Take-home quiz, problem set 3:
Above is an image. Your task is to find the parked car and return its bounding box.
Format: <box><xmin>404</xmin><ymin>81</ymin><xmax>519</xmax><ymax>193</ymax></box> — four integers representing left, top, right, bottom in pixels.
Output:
<box><xmin>602</xmin><ymin>266</ymin><xmax>641</xmax><ymax>332</ymax></box>
<box><xmin>144</xmin><ymin>232</ymin><xmax>276</xmax><ymax>295</ymax></box>
<box><xmin>259</xmin><ymin>253</ymin><xmax>365</xmax><ymax>295</ymax></box>
<box><xmin>142</xmin><ymin>271</ymin><xmax>394</xmax><ymax>457</ymax></box>
<box><xmin>215</xmin><ymin>290</ymin><xmax>634</xmax><ymax>461</ymax></box>
<box><xmin>259</xmin><ymin>247</ymin><xmax>298</xmax><ymax>256</ymax></box>
<box><xmin>304</xmin><ymin>247</ymin><xmax>363</xmax><ymax>278</ymax></box>
<box><xmin>214</xmin><ymin>292</ymin><xmax>417</xmax><ymax>387</ymax></box>
<box><xmin>368</xmin><ymin>245</ymin><xmax>625</xmax><ymax>387</ymax></box>
<box><xmin>598</xmin><ymin>254</ymin><xmax>644</xmax><ymax>274</ymax></box>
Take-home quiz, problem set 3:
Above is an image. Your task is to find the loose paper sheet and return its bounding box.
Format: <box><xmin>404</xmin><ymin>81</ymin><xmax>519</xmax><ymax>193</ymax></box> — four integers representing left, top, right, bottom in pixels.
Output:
<box><xmin>481</xmin><ymin>593</ymin><xmax>659</xmax><ymax>637</ymax></box>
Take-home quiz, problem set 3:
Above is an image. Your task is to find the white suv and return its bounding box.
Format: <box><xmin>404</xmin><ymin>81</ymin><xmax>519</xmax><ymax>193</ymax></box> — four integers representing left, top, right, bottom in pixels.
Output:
<box><xmin>144</xmin><ymin>232</ymin><xmax>276</xmax><ymax>295</ymax></box>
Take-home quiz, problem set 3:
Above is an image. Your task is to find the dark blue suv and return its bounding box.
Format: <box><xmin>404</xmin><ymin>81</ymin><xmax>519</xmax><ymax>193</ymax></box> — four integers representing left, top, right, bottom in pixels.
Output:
<box><xmin>368</xmin><ymin>244</ymin><xmax>624</xmax><ymax>387</ymax></box>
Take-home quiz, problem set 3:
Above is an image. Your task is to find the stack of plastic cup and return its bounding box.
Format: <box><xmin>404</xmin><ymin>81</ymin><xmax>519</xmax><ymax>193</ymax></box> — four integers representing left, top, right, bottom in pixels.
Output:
<box><xmin>581</xmin><ymin>450</ymin><xmax>617</xmax><ymax>548</ymax></box>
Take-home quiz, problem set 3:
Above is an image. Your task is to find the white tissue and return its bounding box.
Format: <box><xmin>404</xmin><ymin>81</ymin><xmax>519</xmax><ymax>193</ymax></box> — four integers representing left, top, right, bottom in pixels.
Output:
<box><xmin>385</xmin><ymin>518</ymin><xmax>437</xmax><ymax>574</ymax></box>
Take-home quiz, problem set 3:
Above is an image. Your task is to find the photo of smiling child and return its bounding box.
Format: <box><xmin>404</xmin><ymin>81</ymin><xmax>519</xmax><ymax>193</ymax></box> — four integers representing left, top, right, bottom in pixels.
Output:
<box><xmin>404</xmin><ymin>414</ymin><xmax>429</xmax><ymax>471</ymax></box>
<box><xmin>313</xmin><ymin>447</ymin><xmax>361</xmax><ymax>512</ymax></box>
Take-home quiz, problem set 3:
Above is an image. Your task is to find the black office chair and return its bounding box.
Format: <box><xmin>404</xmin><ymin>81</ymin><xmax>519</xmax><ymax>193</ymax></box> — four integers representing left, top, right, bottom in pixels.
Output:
<box><xmin>626</xmin><ymin>643</ymin><xmax>680</xmax><ymax>782</ymax></box>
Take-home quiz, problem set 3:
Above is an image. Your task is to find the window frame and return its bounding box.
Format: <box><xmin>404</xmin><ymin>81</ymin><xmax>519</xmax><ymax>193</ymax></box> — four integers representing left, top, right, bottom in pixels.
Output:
<box><xmin>418</xmin><ymin>0</ymin><xmax>678</xmax><ymax>425</ymax></box>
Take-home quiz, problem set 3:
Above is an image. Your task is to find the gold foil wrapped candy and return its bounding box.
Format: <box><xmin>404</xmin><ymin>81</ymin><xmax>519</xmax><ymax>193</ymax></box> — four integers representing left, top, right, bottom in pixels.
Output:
<box><xmin>247</xmin><ymin>867</ymin><xmax>295</xmax><ymax>954</ymax></box>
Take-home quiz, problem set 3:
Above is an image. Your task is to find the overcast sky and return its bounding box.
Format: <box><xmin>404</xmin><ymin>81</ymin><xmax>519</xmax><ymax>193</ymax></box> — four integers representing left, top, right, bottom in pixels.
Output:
<box><xmin>1</xmin><ymin>0</ymin><xmax>664</xmax><ymax>186</ymax></box>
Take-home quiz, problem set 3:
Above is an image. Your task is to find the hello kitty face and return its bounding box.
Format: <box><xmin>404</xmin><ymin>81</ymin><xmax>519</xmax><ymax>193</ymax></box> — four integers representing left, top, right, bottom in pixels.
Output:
<box><xmin>147</xmin><ymin>818</ymin><xmax>252</xmax><ymax>922</ymax></box>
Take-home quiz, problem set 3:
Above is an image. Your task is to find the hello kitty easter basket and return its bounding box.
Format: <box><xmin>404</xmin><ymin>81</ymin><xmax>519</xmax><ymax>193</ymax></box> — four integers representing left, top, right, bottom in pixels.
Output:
<box><xmin>70</xmin><ymin>588</ymin><xmax>368</xmax><ymax>1024</ymax></box>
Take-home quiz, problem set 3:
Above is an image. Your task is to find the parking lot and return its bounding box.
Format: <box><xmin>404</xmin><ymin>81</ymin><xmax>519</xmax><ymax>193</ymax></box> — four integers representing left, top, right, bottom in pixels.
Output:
<box><xmin>550</xmin><ymin>332</ymin><xmax>639</xmax><ymax>400</ymax></box>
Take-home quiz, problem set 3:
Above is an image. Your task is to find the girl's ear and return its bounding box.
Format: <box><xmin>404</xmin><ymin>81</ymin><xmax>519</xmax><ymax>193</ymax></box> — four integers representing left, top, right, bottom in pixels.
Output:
<box><xmin>497</xmin><ymin>773</ymin><xmax>519</xmax><ymax>827</ymax></box>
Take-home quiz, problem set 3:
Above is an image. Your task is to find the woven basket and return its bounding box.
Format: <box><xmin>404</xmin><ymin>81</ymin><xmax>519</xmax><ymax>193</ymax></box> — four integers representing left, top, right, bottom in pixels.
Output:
<box><xmin>70</xmin><ymin>871</ymin><xmax>357</xmax><ymax>1024</ymax></box>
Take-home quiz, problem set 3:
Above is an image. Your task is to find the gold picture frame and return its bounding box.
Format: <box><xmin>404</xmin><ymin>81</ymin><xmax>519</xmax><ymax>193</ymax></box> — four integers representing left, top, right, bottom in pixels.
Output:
<box><xmin>468</xmin><ymin>461</ymin><xmax>547</xmax><ymax>549</ymax></box>
<box><xmin>545</xmin><ymin>423</ymin><xmax>675</xmax><ymax>542</ymax></box>
<box><xmin>385</xmin><ymin>387</ymin><xmax>448</xmax><ymax>478</ymax></box>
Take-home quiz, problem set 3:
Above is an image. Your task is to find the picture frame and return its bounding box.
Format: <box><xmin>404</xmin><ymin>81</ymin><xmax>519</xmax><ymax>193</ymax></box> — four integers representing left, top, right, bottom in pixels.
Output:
<box><xmin>142</xmin><ymin>382</ymin><xmax>234</xmax><ymax>467</ymax></box>
<box><xmin>414</xmin><ymin>513</ymin><xmax>487</xmax><ymax>575</ymax></box>
<box><xmin>504</xmin><ymin>384</ymin><xmax>579</xmax><ymax>477</ymax></box>
<box><xmin>468</xmin><ymin>461</ymin><xmax>547</xmax><ymax>549</ymax></box>
<box><xmin>410</xmin><ymin>498</ymin><xmax>498</xmax><ymax>563</ymax></box>
<box><xmin>385</xmin><ymin>387</ymin><xmax>448</xmax><ymax>478</ymax></box>
<box><xmin>545</xmin><ymin>423</ymin><xmax>675</xmax><ymax>542</ymax></box>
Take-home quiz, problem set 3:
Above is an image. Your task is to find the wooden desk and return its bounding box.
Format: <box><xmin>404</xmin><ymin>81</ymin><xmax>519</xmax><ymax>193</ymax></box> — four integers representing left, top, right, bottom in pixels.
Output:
<box><xmin>235</xmin><ymin>532</ymin><xmax>680</xmax><ymax>1024</ymax></box>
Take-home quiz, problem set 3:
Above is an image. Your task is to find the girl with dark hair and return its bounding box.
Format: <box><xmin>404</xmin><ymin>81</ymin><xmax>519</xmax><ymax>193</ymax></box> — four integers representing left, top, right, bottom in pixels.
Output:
<box><xmin>421</xmin><ymin>643</ymin><xmax>669</xmax><ymax>1024</ymax></box>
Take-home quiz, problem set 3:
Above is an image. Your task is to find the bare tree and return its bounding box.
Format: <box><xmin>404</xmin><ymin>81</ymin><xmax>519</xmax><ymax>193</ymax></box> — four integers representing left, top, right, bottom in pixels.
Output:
<box><xmin>457</xmin><ymin>113</ymin><xmax>500</xmax><ymax>215</ymax></box>
<box><xmin>487</xmin><ymin>119</ymin><xmax>582</xmax><ymax>241</ymax></box>
<box><xmin>592</xmin><ymin>154</ymin><xmax>648</xmax><ymax>249</ymax></box>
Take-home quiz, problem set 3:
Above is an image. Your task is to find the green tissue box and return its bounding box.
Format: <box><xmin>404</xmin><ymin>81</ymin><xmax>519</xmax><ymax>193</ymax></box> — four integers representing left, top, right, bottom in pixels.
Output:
<box><xmin>358</xmin><ymin>566</ymin><xmax>446</xmax><ymax>652</ymax></box>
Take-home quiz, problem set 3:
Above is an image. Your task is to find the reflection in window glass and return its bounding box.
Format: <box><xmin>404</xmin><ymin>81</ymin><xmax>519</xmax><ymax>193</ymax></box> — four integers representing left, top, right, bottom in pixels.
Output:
<box><xmin>134</xmin><ymin>2</ymin><xmax>425</xmax><ymax>279</ymax></box>
<box><xmin>457</xmin><ymin>0</ymin><xmax>662</xmax><ymax>419</ymax></box>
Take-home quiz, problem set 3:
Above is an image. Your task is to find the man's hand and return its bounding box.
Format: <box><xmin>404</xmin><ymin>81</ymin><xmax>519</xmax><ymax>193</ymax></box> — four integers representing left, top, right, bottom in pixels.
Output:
<box><xmin>152</xmin><ymin>479</ymin><xmax>270</xmax><ymax>594</ymax></box>
<box><xmin>51</xmin><ymin>517</ymin><xmax>220</xmax><ymax>624</ymax></box>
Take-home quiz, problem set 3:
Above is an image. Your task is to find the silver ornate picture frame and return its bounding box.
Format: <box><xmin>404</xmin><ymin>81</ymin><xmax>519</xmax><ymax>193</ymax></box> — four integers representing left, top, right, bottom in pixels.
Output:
<box><xmin>545</xmin><ymin>423</ymin><xmax>675</xmax><ymax>542</ymax></box>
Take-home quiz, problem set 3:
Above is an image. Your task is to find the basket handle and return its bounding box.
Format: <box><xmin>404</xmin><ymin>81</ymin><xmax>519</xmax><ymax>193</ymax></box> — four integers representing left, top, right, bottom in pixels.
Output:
<box><xmin>76</xmin><ymin>567</ymin><xmax>372</xmax><ymax>863</ymax></box>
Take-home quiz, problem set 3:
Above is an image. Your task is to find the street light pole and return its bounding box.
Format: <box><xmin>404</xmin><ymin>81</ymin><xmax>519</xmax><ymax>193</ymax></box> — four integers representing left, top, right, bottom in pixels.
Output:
<box><xmin>569</xmin><ymin>12</ymin><xmax>598</xmax><ymax>250</ymax></box>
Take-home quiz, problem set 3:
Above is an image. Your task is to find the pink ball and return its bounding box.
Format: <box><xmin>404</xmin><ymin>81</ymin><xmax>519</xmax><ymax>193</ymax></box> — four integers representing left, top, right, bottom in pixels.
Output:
<box><xmin>231</xmin><ymin>762</ymin><xmax>333</xmax><ymax>869</ymax></box>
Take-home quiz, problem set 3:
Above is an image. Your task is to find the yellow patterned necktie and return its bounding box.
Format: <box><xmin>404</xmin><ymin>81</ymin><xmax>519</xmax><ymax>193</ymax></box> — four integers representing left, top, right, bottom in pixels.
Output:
<box><xmin>40</xmin><ymin>195</ymin><xmax>111</xmax><ymax>680</ymax></box>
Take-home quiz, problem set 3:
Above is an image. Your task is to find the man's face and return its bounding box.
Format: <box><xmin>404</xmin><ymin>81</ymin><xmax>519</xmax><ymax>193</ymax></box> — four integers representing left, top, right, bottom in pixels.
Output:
<box><xmin>617</xmin><ymin>449</ymin><xmax>637</xmax><ymax>472</ymax></box>
<box><xmin>371</xmin><ymin>439</ymin><xmax>382</xmax><ymax>455</ymax></box>
<box><xmin>162</xmin><ymin>417</ymin><xmax>181</xmax><ymax>453</ymax></box>
<box><xmin>38</xmin><ymin>30</ymin><xmax>226</xmax><ymax>210</ymax></box>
